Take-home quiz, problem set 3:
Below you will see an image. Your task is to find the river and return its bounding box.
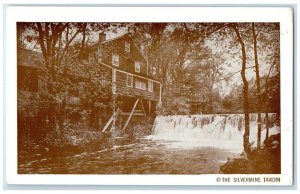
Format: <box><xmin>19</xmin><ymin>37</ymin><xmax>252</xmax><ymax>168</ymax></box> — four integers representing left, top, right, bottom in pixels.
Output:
<box><xmin>18</xmin><ymin>113</ymin><xmax>279</xmax><ymax>174</ymax></box>
<box><xmin>18</xmin><ymin>138</ymin><xmax>239</xmax><ymax>174</ymax></box>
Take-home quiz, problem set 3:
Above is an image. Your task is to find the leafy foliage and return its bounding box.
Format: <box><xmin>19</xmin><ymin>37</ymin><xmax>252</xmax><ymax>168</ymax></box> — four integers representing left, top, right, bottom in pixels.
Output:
<box><xmin>156</xmin><ymin>83</ymin><xmax>191</xmax><ymax>115</ymax></box>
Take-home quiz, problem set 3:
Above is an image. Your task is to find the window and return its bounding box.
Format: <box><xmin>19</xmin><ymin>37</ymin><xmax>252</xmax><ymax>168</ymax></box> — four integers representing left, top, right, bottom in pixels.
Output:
<box><xmin>112</xmin><ymin>54</ymin><xmax>119</xmax><ymax>66</ymax></box>
<box><xmin>148</xmin><ymin>80</ymin><xmax>153</xmax><ymax>92</ymax></box>
<box><xmin>125</xmin><ymin>42</ymin><xmax>130</xmax><ymax>52</ymax></box>
<box><xmin>126</xmin><ymin>74</ymin><xmax>133</xmax><ymax>87</ymax></box>
<box><xmin>135</xmin><ymin>61</ymin><xmax>141</xmax><ymax>73</ymax></box>
<box><xmin>135</xmin><ymin>81</ymin><xmax>146</xmax><ymax>90</ymax></box>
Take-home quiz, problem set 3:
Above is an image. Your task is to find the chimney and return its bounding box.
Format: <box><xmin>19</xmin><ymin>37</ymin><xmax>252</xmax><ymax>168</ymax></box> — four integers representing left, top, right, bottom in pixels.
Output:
<box><xmin>97</xmin><ymin>32</ymin><xmax>106</xmax><ymax>61</ymax></box>
<box><xmin>128</xmin><ymin>26</ymin><xmax>135</xmax><ymax>34</ymax></box>
<box><xmin>99</xmin><ymin>32</ymin><xmax>106</xmax><ymax>43</ymax></box>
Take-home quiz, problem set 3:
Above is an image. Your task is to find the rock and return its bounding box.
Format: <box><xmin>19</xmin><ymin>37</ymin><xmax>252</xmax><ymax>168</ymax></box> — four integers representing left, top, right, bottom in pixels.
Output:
<box><xmin>44</xmin><ymin>147</ymin><xmax>49</xmax><ymax>152</ymax></box>
<box><xmin>240</xmin><ymin>151</ymin><xmax>247</xmax><ymax>157</ymax></box>
<box><xmin>221</xmin><ymin>145</ymin><xmax>281</xmax><ymax>174</ymax></box>
<box><xmin>264</xmin><ymin>133</ymin><xmax>280</xmax><ymax>148</ymax></box>
<box><xmin>220</xmin><ymin>157</ymin><xmax>250</xmax><ymax>174</ymax></box>
<box><xmin>271</xmin><ymin>141</ymin><xmax>280</xmax><ymax>149</ymax></box>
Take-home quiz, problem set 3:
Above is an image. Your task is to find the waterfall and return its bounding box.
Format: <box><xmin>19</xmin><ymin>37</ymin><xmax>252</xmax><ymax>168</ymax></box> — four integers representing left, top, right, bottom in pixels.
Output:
<box><xmin>150</xmin><ymin>113</ymin><xmax>280</xmax><ymax>151</ymax></box>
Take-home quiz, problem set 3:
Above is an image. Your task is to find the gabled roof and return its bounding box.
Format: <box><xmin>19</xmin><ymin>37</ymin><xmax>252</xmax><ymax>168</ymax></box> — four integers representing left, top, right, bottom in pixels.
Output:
<box><xmin>17</xmin><ymin>47</ymin><xmax>45</xmax><ymax>69</ymax></box>
<box><xmin>101</xmin><ymin>33</ymin><xmax>128</xmax><ymax>44</ymax></box>
<box><xmin>99</xmin><ymin>33</ymin><xmax>147</xmax><ymax>63</ymax></box>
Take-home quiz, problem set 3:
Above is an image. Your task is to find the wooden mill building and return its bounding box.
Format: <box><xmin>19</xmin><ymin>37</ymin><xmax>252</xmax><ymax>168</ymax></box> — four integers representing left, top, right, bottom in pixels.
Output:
<box><xmin>17</xmin><ymin>32</ymin><xmax>161</xmax><ymax>132</ymax></box>
<box><xmin>88</xmin><ymin>32</ymin><xmax>162</xmax><ymax>132</ymax></box>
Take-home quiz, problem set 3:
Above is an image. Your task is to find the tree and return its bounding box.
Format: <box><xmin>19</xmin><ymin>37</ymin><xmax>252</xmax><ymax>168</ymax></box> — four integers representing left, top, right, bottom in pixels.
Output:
<box><xmin>252</xmin><ymin>23</ymin><xmax>262</xmax><ymax>148</ymax></box>
<box><xmin>132</xmin><ymin>23</ymin><xmax>194</xmax><ymax>114</ymax></box>
<box><xmin>184</xmin><ymin>46</ymin><xmax>226</xmax><ymax>113</ymax></box>
<box><xmin>132</xmin><ymin>23</ymin><xmax>228</xmax><ymax>115</ymax></box>
<box><xmin>17</xmin><ymin>22</ymin><xmax>116</xmax><ymax>135</ymax></box>
<box><xmin>231</xmin><ymin>24</ymin><xmax>251</xmax><ymax>157</ymax></box>
<box><xmin>249</xmin><ymin>23</ymin><xmax>280</xmax><ymax>145</ymax></box>
<box><xmin>156</xmin><ymin>83</ymin><xmax>191</xmax><ymax>115</ymax></box>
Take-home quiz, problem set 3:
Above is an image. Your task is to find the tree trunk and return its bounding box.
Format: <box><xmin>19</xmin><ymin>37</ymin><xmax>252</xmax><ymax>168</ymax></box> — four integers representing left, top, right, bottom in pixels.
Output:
<box><xmin>232</xmin><ymin>25</ymin><xmax>251</xmax><ymax>157</ymax></box>
<box><xmin>265</xmin><ymin>112</ymin><xmax>269</xmax><ymax>144</ymax></box>
<box><xmin>265</xmin><ymin>75</ymin><xmax>270</xmax><ymax>145</ymax></box>
<box><xmin>252</xmin><ymin>23</ymin><xmax>262</xmax><ymax>149</ymax></box>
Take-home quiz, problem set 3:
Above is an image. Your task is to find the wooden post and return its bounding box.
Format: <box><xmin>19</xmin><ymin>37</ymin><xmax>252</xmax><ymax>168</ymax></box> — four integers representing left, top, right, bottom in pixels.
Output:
<box><xmin>140</xmin><ymin>99</ymin><xmax>146</xmax><ymax>117</ymax></box>
<box><xmin>122</xmin><ymin>98</ymin><xmax>140</xmax><ymax>131</ymax></box>
<box><xmin>148</xmin><ymin>100</ymin><xmax>151</xmax><ymax>116</ymax></box>
<box><xmin>112</xmin><ymin>68</ymin><xmax>116</xmax><ymax>131</ymax></box>
<box><xmin>102</xmin><ymin>109</ymin><xmax>119</xmax><ymax>132</ymax></box>
<box><xmin>159</xmin><ymin>83</ymin><xmax>162</xmax><ymax>103</ymax></box>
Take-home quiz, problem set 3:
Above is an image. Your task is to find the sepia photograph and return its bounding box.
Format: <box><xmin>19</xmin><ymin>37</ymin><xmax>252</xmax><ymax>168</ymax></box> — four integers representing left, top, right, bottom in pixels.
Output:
<box><xmin>16</xmin><ymin>22</ymin><xmax>281</xmax><ymax>175</ymax></box>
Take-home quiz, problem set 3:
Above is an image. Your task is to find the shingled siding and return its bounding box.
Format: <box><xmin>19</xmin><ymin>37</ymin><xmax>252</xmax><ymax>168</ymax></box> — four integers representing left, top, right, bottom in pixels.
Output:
<box><xmin>101</xmin><ymin>35</ymin><xmax>148</xmax><ymax>76</ymax></box>
<box><xmin>115</xmin><ymin>70</ymin><xmax>160</xmax><ymax>102</ymax></box>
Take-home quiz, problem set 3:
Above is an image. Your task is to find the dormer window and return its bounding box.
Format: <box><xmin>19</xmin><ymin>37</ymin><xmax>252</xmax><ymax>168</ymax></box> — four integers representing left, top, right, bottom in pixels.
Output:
<box><xmin>112</xmin><ymin>54</ymin><xmax>119</xmax><ymax>66</ymax></box>
<box><xmin>125</xmin><ymin>42</ymin><xmax>130</xmax><ymax>52</ymax></box>
<box><xmin>135</xmin><ymin>61</ymin><xmax>141</xmax><ymax>73</ymax></box>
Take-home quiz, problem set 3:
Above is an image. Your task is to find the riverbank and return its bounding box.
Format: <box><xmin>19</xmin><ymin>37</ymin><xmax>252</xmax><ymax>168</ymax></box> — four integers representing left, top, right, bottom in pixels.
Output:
<box><xmin>220</xmin><ymin>133</ymin><xmax>281</xmax><ymax>174</ymax></box>
<box><xmin>18</xmin><ymin>117</ymin><xmax>154</xmax><ymax>166</ymax></box>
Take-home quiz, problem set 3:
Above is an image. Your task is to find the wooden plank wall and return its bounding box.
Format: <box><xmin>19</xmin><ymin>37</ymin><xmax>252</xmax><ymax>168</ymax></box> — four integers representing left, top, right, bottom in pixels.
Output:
<box><xmin>115</xmin><ymin>71</ymin><xmax>160</xmax><ymax>101</ymax></box>
<box><xmin>101</xmin><ymin>35</ymin><xmax>148</xmax><ymax>76</ymax></box>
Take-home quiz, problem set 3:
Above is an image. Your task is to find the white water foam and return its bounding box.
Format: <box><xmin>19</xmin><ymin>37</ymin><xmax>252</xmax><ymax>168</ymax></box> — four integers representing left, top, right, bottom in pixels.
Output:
<box><xmin>148</xmin><ymin>114</ymin><xmax>280</xmax><ymax>152</ymax></box>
